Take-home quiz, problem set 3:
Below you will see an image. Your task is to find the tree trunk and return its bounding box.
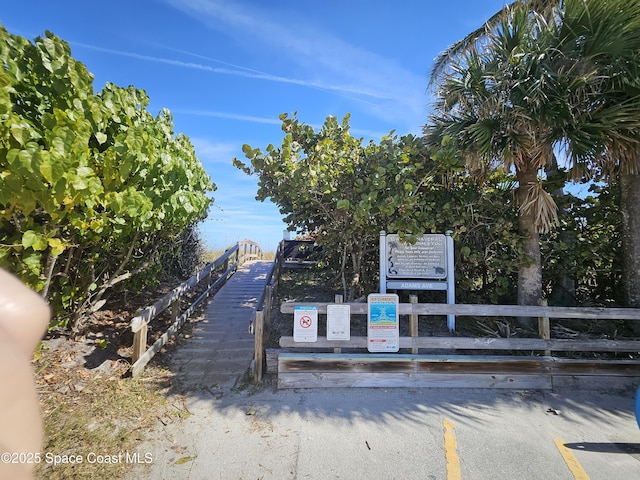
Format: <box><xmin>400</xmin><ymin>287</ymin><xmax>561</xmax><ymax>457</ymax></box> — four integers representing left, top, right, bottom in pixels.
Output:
<box><xmin>516</xmin><ymin>167</ymin><xmax>543</xmax><ymax>326</ymax></box>
<box><xmin>545</xmin><ymin>155</ymin><xmax>576</xmax><ymax>306</ymax></box>
<box><xmin>620</xmin><ymin>173</ymin><xmax>640</xmax><ymax>334</ymax></box>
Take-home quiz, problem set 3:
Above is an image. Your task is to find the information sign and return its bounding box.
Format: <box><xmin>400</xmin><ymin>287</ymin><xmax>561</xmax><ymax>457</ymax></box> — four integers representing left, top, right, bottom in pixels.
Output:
<box><xmin>327</xmin><ymin>304</ymin><xmax>350</xmax><ymax>341</ymax></box>
<box><xmin>379</xmin><ymin>231</ymin><xmax>456</xmax><ymax>331</ymax></box>
<box><xmin>367</xmin><ymin>294</ymin><xmax>399</xmax><ymax>352</ymax></box>
<box><xmin>386</xmin><ymin>234</ymin><xmax>447</xmax><ymax>279</ymax></box>
<box><xmin>293</xmin><ymin>305</ymin><xmax>318</xmax><ymax>342</ymax></box>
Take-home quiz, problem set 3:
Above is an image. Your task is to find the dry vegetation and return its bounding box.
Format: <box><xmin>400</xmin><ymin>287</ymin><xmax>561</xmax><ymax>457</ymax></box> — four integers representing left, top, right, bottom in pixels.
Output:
<box><xmin>33</xmin><ymin>279</ymin><xmax>198</xmax><ymax>480</ymax></box>
<box><xmin>32</xmin><ymin>251</ymin><xmax>277</xmax><ymax>480</ymax></box>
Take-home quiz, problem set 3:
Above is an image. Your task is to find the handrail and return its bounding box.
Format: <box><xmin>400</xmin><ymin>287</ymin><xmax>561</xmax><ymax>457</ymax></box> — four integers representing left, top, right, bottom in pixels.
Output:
<box><xmin>280</xmin><ymin>301</ymin><xmax>640</xmax><ymax>319</ymax></box>
<box><xmin>250</xmin><ymin>240</ymin><xmax>285</xmax><ymax>383</ymax></box>
<box><xmin>278</xmin><ymin>299</ymin><xmax>640</xmax><ymax>357</ymax></box>
<box><xmin>130</xmin><ymin>246</ymin><xmax>239</xmax><ymax>333</ymax></box>
<box><xmin>129</xmin><ymin>239</ymin><xmax>262</xmax><ymax>376</ymax></box>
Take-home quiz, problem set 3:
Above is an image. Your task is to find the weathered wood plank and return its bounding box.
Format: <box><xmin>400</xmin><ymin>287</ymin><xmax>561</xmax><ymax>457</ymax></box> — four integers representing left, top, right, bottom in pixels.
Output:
<box><xmin>551</xmin><ymin>375</ymin><xmax>640</xmax><ymax>391</ymax></box>
<box><xmin>280</xmin><ymin>336</ymin><xmax>367</xmax><ymax>348</ymax></box>
<box><xmin>254</xmin><ymin>310</ymin><xmax>264</xmax><ymax>383</ymax></box>
<box><xmin>279</xmin><ymin>335</ymin><xmax>640</xmax><ymax>352</ymax></box>
<box><xmin>410</xmin><ymin>294</ymin><xmax>418</xmax><ymax>354</ymax></box>
<box><xmin>132</xmin><ymin>323</ymin><xmax>148</xmax><ymax>364</ymax></box>
<box><xmin>278</xmin><ymin>354</ymin><xmax>548</xmax><ymax>374</ymax></box>
<box><xmin>266</xmin><ymin>348</ymin><xmax>279</xmax><ymax>375</ymax></box>
<box><xmin>278</xmin><ymin>353</ymin><xmax>640</xmax><ymax>374</ymax></box>
<box><xmin>280</xmin><ymin>301</ymin><xmax>640</xmax><ymax>320</ymax></box>
<box><xmin>276</xmin><ymin>353</ymin><xmax>640</xmax><ymax>389</ymax></box>
<box><xmin>277</xmin><ymin>372</ymin><xmax>553</xmax><ymax>389</ymax></box>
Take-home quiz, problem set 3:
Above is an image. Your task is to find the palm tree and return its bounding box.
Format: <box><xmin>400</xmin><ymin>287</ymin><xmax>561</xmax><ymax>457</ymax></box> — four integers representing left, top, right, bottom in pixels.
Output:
<box><xmin>425</xmin><ymin>0</ymin><xmax>640</xmax><ymax>310</ymax></box>
<box><xmin>429</xmin><ymin>0</ymin><xmax>557</xmax><ymax>87</ymax></box>
<box><xmin>560</xmin><ymin>0</ymin><xmax>640</xmax><ymax>311</ymax></box>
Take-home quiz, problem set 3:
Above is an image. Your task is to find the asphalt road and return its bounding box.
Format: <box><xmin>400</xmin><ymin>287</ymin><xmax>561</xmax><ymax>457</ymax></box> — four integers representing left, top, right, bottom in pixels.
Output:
<box><xmin>129</xmin><ymin>381</ymin><xmax>640</xmax><ymax>480</ymax></box>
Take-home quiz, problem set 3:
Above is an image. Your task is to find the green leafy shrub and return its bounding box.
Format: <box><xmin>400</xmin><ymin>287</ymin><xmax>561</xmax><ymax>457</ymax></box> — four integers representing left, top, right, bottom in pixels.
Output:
<box><xmin>0</xmin><ymin>27</ymin><xmax>215</xmax><ymax>330</ymax></box>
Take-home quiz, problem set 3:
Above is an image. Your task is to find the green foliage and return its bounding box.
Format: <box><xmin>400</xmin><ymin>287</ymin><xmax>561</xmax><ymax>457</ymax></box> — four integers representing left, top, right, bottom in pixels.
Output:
<box><xmin>426</xmin><ymin>0</ymin><xmax>640</xmax><ymax>308</ymax></box>
<box><xmin>236</xmin><ymin>112</ymin><xmax>624</xmax><ymax>307</ymax></box>
<box><xmin>0</xmin><ymin>27</ymin><xmax>215</xmax><ymax>329</ymax></box>
<box><xmin>543</xmin><ymin>183</ymin><xmax>624</xmax><ymax>306</ymax></box>
<box><xmin>235</xmin><ymin>113</ymin><xmax>523</xmax><ymax>302</ymax></box>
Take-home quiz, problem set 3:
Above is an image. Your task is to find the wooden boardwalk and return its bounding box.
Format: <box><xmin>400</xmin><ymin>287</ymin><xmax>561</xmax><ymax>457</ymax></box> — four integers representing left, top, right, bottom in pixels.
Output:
<box><xmin>170</xmin><ymin>260</ymin><xmax>272</xmax><ymax>389</ymax></box>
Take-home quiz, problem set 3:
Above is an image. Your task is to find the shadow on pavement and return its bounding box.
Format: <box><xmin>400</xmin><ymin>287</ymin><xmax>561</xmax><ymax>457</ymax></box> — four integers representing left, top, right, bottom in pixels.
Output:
<box><xmin>166</xmin><ymin>370</ymin><xmax>639</xmax><ymax>431</ymax></box>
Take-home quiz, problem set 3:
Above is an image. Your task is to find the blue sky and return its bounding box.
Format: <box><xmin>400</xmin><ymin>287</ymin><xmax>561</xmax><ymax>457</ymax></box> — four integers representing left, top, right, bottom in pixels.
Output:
<box><xmin>1</xmin><ymin>0</ymin><xmax>509</xmax><ymax>251</ymax></box>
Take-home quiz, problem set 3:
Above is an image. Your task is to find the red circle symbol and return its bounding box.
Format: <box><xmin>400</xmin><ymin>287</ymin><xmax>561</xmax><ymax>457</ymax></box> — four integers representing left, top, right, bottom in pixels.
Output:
<box><xmin>299</xmin><ymin>316</ymin><xmax>312</xmax><ymax>328</ymax></box>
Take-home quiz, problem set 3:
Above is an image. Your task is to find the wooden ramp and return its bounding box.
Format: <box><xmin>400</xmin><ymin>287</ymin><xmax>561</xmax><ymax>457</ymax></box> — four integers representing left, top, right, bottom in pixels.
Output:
<box><xmin>170</xmin><ymin>260</ymin><xmax>271</xmax><ymax>388</ymax></box>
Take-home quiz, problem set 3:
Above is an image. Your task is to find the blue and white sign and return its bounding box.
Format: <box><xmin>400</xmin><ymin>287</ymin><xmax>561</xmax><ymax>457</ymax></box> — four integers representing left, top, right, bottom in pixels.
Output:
<box><xmin>367</xmin><ymin>294</ymin><xmax>399</xmax><ymax>353</ymax></box>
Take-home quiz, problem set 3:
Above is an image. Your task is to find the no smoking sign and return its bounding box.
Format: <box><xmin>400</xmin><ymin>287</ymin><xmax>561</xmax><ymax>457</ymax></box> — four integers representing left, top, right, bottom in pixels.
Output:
<box><xmin>294</xmin><ymin>306</ymin><xmax>318</xmax><ymax>342</ymax></box>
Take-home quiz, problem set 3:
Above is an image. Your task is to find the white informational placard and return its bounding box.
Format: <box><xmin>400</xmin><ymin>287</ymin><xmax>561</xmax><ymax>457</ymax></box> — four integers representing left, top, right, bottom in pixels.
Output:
<box><xmin>293</xmin><ymin>305</ymin><xmax>318</xmax><ymax>342</ymax></box>
<box><xmin>326</xmin><ymin>304</ymin><xmax>350</xmax><ymax>341</ymax></box>
<box><xmin>367</xmin><ymin>293</ymin><xmax>399</xmax><ymax>352</ymax></box>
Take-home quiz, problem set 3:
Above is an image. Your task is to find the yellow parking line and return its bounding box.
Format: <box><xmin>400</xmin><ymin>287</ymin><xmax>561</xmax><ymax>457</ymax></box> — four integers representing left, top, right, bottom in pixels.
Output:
<box><xmin>443</xmin><ymin>418</ymin><xmax>461</xmax><ymax>480</ymax></box>
<box><xmin>553</xmin><ymin>438</ymin><xmax>590</xmax><ymax>480</ymax></box>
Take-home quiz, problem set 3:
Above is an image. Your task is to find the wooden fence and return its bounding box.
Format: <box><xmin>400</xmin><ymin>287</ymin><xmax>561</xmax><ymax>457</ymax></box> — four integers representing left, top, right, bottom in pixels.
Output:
<box><xmin>274</xmin><ymin>298</ymin><xmax>640</xmax><ymax>388</ymax></box>
<box><xmin>249</xmin><ymin>240</ymin><xmax>285</xmax><ymax>383</ymax></box>
<box><xmin>129</xmin><ymin>240</ymin><xmax>262</xmax><ymax>376</ymax></box>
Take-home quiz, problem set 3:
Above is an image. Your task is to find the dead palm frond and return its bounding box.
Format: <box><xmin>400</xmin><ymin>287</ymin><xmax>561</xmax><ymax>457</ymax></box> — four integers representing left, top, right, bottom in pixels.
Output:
<box><xmin>519</xmin><ymin>180</ymin><xmax>559</xmax><ymax>233</ymax></box>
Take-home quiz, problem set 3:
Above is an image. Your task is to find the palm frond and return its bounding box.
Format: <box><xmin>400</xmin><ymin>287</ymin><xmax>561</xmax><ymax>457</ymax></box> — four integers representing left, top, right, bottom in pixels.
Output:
<box><xmin>519</xmin><ymin>180</ymin><xmax>559</xmax><ymax>233</ymax></box>
<box><xmin>429</xmin><ymin>0</ymin><xmax>560</xmax><ymax>86</ymax></box>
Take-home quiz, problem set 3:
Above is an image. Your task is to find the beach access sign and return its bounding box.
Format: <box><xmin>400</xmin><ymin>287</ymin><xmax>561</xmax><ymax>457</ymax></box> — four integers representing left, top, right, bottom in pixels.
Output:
<box><xmin>367</xmin><ymin>293</ymin><xmax>399</xmax><ymax>352</ymax></box>
<box><xmin>379</xmin><ymin>231</ymin><xmax>457</xmax><ymax>331</ymax></box>
<box><xmin>386</xmin><ymin>233</ymin><xmax>447</xmax><ymax>279</ymax></box>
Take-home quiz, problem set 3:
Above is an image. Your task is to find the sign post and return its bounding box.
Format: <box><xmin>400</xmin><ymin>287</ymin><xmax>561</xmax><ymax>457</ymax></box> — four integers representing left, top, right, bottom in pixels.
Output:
<box><xmin>379</xmin><ymin>231</ymin><xmax>456</xmax><ymax>331</ymax></box>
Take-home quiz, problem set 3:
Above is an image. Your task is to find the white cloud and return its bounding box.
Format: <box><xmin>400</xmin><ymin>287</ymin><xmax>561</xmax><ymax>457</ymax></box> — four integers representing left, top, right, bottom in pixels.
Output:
<box><xmin>163</xmin><ymin>0</ymin><xmax>427</xmax><ymax>131</ymax></box>
<box><xmin>190</xmin><ymin>137</ymin><xmax>239</xmax><ymax>164</ymax></box>
<box><xmin>176</xmin><ymin>109</ymin><xmax>282</xmax><ymax>126</ymax></box>
<box><xmin>74</xmin><ymin>41</ymin><xmax>392</xmax><ymax>106</ymax></box>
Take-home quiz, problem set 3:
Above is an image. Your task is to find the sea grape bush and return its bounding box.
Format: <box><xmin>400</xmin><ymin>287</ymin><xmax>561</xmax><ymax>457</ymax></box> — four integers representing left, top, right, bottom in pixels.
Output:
<box><xmin>0</xmin><ymin>27</ymin><xmax>215</xmax><ymax>329</ymax></box>
<box><xmin>236</xmin><ymin>113</ymin><xmax>623</xmax><ymax>307</ymax></box>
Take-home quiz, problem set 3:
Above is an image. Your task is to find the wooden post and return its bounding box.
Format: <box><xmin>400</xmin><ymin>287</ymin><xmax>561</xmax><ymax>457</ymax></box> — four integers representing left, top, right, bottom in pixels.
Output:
<box><xmin>272</xmin><ymin>264</ymin><xmax>279</xmax><ymax>301</ymax></box>
<box><xmin>410</xmin><ymin>294</ymin><xmax>419</xmax><ymax>354</ymax></box>
<box><xmin>254</xmin><ymin>310</ymin><xmax>264</xmax><ymax>383</ymax></box>
<box><xmin>170</xmin><ymin>298</ymin><xmax>180</xmax><ymax>323</ymax></box>
<box><xmin>132</xmin><ymin>323</ymin><xmax>148</xmax><ymax>364</ymax></box>
<box><xmin>538</xmin><ymin>298</ymin><xmax>551</xmax><ymax>356</ymax></box>
<box><xmin>206</xmin><ymin>269</ymin><xmax>213</xmax><ymax>299</ymax></box>
<box><xmin>334</xmin><ymin>294</ymin><xmax>343</xmax><ymax>354</ymax></box>
<box><xmin>264</xmin><ymin>284</ymin><xmax>273</xmax><ymax>331</ymax></box>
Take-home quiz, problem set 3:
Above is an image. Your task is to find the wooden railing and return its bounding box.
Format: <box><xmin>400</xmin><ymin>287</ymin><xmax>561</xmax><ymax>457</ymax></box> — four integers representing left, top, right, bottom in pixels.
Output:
<box><xmin>278</xmin><ymin>298</ymin><xmax>640</xmax><ymax>355</ymax></box>
<box><xmin>250</xmin><ymin>240</ymin><xmax>285</xmax><ymax>383</ymax></box>
<box><xmin>274</xmin><ymin>298</ymin><xmax>640</xmax><ymax>388</ymax></box>
<box><xmin>129</xmin><ymin>240</ymin><xmax>262</xmax><ymax>376</ymax></box>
